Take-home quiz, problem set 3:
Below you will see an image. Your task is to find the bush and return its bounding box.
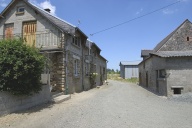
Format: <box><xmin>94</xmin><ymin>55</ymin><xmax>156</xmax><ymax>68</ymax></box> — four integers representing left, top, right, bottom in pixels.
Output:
<box><xmin>0</xmin><ymin>39</ymin><xmax>45</xmax><ymax>95</ymax></box>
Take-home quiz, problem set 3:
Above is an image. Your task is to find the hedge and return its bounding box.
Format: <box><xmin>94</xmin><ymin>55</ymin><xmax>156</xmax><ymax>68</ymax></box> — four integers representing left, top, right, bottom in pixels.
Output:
<box><xmin>0</xmin><ymin>39</ymin><xmax>45</xmax><ymax>95</ymax></box>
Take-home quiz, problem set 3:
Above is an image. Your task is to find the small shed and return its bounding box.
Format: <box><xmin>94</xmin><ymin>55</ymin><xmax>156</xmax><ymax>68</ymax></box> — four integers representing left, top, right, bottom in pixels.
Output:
<box><xmin>119</xmin><ymin>61</ymin><xmax>141</xmax><ymax>79</ymax></box>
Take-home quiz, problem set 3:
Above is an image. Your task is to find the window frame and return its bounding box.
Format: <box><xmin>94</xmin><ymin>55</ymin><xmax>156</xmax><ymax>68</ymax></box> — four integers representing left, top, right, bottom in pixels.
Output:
<box><xmin>4</xmin><ymin>23</ymin><xmax>14</xmax><ymax>39</ymax></box>
<box><xmin>85</xmin><ymin>62</ymin><xmax>90</xmax><ymax>76</ymax></box>
<box><xmin>157</xmin><ymin>69</ymin><xmax>166</xmax><ymax>78</ymax></box>
<box><xmin>72</xmin><ymin>37</ymin><xmax>81</xmax><ymax>47</ymax></box>
<box><xmin>74</xmin><ymin>59</ymin><xmax>78</xmax><ymax>76</ymax></box>
<box><xmin>16</xmin><ymin>6</ymin><xmax>25</xmax><ymax>14</ymax></box>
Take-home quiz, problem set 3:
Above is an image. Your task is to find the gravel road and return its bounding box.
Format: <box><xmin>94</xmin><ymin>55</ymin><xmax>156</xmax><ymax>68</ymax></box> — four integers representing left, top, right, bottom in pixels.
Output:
<box><xmin>0</xmin><ymin>80</ymin><xmax>192</xmax><ymax>128</ymax></box>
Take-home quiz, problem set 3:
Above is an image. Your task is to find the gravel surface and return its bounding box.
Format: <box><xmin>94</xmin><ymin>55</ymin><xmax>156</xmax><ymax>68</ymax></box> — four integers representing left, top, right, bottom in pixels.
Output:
<box><xmin>0</xmin><ymin>80</ymin><xmax>192</xmax><ymax>128</ymax></box>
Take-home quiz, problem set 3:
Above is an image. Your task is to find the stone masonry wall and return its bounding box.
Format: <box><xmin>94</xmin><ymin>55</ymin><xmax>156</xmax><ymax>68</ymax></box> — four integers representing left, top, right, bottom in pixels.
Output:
<box><xmin>49</xmin><ymin>52</ymin><xmax>65</xmax><ymax>92</ymax></box>
<box><xmin>166</xmin><ymin>69</ymin><xmax>192</xmax><ymax>96</ymax></box>
<box><xmin>139</xmin><ymin>56</ymin><xmax>192</xmax><ymax>96</ymax></box>
<box><xmin>159</xmin><ymin>20</ymin><xmax>192</xmax><ymax>51</ymax></box>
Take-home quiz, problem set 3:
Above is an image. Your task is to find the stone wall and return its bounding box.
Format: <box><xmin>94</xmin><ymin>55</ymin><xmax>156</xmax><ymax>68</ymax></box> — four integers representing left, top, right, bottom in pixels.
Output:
<box><xmin>167</xmin><ymin>69</ymin><xmax>192</xmax><ymax>96</ymax></box>
<box><xmin>67</xmin><ymin>51</ymin><xmax>83</xmax><ymax>94</ymax></box>
<box><xmin>0</xmin><ymin>85</ymin><xmax>51</xmax><ymax>116</ymax></box>
<box><xmin>139</xmin><ymin>56</ymin><xmax>192</xmax><ymax>96</ymax></box>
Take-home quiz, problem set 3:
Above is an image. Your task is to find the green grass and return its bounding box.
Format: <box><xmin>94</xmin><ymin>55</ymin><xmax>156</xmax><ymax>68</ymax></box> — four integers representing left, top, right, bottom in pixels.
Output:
<box><xmin>107</xmin><ymin>74</ymin><xmax>139</xmax><ymax>84</ymax></box>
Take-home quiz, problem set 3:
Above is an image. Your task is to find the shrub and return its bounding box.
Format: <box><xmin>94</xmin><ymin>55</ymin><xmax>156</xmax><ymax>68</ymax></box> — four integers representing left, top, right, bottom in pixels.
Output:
<box><xmin>0</xmin><ymin>39</ymin><xmax>45</xmax><ymax>95</ymax></box>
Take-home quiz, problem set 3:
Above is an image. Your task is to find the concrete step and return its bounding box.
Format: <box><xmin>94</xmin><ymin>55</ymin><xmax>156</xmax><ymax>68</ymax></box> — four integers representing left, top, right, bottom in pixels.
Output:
<box><xmin>51</xmin><ymin>92</ymin><xmax>64</xmax><ymax>98</ymax></box>
<box><xmin>52</xmin><ymin>95</ymin><xmax>71</xmax><ymax>104</ymax></box>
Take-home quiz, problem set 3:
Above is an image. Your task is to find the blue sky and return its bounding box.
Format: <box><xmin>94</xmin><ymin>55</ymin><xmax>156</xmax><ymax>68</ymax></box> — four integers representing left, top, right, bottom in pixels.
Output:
<box><xmin>0</xmin><ymin>0</ymin><xmax>192</xmax><ymax>70</ymax></box>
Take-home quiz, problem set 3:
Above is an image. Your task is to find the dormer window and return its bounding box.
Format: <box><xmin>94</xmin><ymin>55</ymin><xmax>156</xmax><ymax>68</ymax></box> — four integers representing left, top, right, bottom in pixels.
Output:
<box><xmin>16</xmin><ymin>7</ymin><xmax>25</xmax><ymax>15</ymax></box>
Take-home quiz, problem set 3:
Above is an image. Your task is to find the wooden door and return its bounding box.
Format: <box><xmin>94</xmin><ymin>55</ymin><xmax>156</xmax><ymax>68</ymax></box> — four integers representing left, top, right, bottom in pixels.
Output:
<box><xmin>4</xmin><ymin>24</ymin><xmax>14</xmax><ymax>39</ymax></box>
<box><xmin>23</xmin><ymin>21</ymin><xmax>37</xmax><ymax>46</ymax></box>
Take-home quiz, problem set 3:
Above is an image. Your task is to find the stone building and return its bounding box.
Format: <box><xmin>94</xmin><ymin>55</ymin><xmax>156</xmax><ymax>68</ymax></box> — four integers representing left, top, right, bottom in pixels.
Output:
<box><xmin>0</xmin><ymin>0</ymin><xmax>107</xmax><ymax>94</ymax></box>
<box><xmin>139</xmin><ymin>19</ymin><xmax>192</xmax><ymax>96</ymax></box>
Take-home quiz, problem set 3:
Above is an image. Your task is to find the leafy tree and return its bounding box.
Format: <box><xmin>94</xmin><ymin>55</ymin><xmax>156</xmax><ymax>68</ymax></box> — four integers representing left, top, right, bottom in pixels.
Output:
<box><xmin>116</xmin><ymin>69</ymin><xmax>120</xmax><ymax>74</ymax></box>
<box><xmin>0</xmin><ymin>39</ymin><xmax>45</xmax><ymax>95</ymax></box>
<box><xmin>107</xmin><ymin>68</ymin><xmax>120</xmax><ymax>74</ymax></box>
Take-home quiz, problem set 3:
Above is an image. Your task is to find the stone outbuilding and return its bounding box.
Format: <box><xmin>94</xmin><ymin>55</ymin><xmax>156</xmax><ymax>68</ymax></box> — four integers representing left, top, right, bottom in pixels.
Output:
<box><xmin>139</xmin><ymin>19</ymin><xmax>192</xmax><ymax>96</ymax></box>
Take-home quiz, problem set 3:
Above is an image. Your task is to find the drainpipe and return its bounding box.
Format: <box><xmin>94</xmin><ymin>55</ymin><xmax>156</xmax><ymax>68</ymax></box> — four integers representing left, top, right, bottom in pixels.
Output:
<box><xmin>65</xmin><ymin>50</ymin><xmax>68</xmax><ymax>94</ymax></box>
<box><xmin>64</xmin><ymin>33</ymin><xmax>69</xmax><ymax>95</ymax></box>
<box><xmin>82</xmin><ymin>40</ymin><xmax>84</xmax><ymax>90</ymax></box>
<box><xmin>47</xmin><ymin>53</ymin><xmax>51</xmax><ymax>90</ymax></box>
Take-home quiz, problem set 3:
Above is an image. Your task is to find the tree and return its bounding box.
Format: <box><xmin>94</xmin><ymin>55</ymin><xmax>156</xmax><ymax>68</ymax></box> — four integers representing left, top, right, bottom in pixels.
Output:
<box><xmin>0</xmin><ymin>39</ymin><xmax>45</xmax><ymax>95</ymax></box>
<box><xmin>116</xmin><ymin>69</ymin><xmax>120</xmax><ymax>74</ymax></box>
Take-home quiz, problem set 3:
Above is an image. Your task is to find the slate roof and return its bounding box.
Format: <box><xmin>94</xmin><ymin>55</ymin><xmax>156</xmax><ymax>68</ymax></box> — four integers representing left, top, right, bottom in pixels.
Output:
<box><xmin>150</xmin><ymin>51</ymin><xmax>192</xmax><ymax>57</ymax></box>
<box><xmin>120</xmin><ymin>61</ymin><xmax>141</xmax><ymax>66</ymax></box>
<box><xmin>0</xmin><ymin>0</ymin><xmax>87</xmax><ymax>38</ymax></box>
<box><xmin>153</xmin><ymin>19</ymin><xmax>189</xmax><ymax>52</ymax></box>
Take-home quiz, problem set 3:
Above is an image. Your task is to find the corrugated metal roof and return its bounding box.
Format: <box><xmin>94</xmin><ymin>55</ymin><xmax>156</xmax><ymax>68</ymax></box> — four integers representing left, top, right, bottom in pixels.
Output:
<box><xmin>151</xmin><ymin>51</ymin><xmax>192</xmax><ymax>57</ymax></box>
<box><xmin>120</xmin><ymin>61</ymin><xmax>141</xmax><ymax>66</ymax></box>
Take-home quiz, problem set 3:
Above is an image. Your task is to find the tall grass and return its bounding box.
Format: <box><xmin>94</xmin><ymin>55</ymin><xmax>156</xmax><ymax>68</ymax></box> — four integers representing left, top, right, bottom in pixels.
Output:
<box><xmin>107</xmin><ymin>74</ymin><xmax>139</xmax><ymax>84</ymax></box>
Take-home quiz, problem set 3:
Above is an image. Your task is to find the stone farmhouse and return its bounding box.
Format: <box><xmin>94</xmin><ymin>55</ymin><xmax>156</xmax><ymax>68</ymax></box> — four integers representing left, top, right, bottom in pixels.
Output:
<box><xmin>0</xmin><ymin>0</ymin><xmax>107</xmax><ymax>94</ymax></box>
<box><xmin>139</xmin><ymin>19</ymin><xmax>192</xmax><ymax>96</ymax></box>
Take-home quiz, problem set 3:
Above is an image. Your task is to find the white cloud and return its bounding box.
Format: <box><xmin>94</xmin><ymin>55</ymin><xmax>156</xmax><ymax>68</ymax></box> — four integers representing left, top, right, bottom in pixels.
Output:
<box><xmin>136</xmin><ymin>8</ymin><xmax>143</xmax><ymax>15</ymax></box>
<box><xmin>0</xmin><ymin>0</ymin><xmax>7</xmax><ymax>7</ymax></box>
<box><xmin>29</xmin><ymin>0</ymin><xmax>56</xmax><ymax>15</ymax></box>
<box><xmin>162</xmin><ymin>9</ymin><xmax>178</xmax><ymax>15</ymax></box>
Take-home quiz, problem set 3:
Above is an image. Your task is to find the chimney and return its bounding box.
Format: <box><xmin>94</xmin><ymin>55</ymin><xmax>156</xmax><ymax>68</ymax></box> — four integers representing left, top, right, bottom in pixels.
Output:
<box><xmin>44</xmin><ymin>8</ymin><xmax>51</xmax><ymax>13</ymax></box>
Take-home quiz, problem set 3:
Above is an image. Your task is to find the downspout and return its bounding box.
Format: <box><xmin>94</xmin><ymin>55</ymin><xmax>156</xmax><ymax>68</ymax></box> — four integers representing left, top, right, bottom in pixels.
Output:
<box><xmin>65</xmin><ymin>49</ymin><xmax>68</xmax><ymax>94</ymax></box>
<box><xmin>64</xmin><ymin>32</ymin><xmax>69</xmax><ymax>95</ymax></box>
<box><xmin>82</xmin><ymin>40</ymin><xmax>84</xmax><ymax>90</ymax></box>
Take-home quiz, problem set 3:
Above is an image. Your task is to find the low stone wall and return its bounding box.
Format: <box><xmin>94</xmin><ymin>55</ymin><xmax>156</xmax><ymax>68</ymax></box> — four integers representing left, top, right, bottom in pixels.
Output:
<box><xmin>0</xmin><ymin>85</ymin><xmax>51</xmax><ymax>116</ymax></box>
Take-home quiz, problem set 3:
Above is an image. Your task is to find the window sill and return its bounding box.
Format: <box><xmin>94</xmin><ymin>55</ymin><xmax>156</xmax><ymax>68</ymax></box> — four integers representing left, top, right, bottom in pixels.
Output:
<box><xmin>74</xmin><ymin>75</ymin><xmax>80</xmax><ymax>78</ymax></box>
<box><xmin>157</xmin><ymin>78</ymin><xmax>166</xmax><ymax>81</ymax></box>
<box><xmin>16</xmin><ymin>12</ymin><xmax>24</xmax><ymax>15</ymax></box>
<box><xmin>85</xmin><ymin>74</ymin><xmax>90</xmax><ymax>77</ymax></box>
<box><xmin>72</xmin><ymin>43</ymin><xmax>81</xmax><ymax>49</ymax></box>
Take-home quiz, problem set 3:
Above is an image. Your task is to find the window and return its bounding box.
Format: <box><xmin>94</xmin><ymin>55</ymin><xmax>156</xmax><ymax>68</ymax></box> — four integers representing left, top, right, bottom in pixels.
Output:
<box><xmin>17</xmin><ymin>7</ymin><xmax>25</xmax><ymax>14</ymax></box>
<box><xmin>187</xmin><ymin>37</ymin><xmax>189</xmax><ymax>41</ymax></box>
<box><xmin>74</xmin><ymin>60</ymin><xmax>78</xmax><ymax>76</ymax></box>
<box><xmin>171</xmin><ymin>86</ymin><xmax>183</xmax><ymax>95</ymax></box>
<box><xmin>4</xmin><ymin>23</ymin><xmax>14</xmax><ymax>39</ymax></box>
<box><xmin>103</xmin><ymin>67</ymin><xmax>106</xmax><ymax>75</ymax></box>
<box><xmin>85</xmin><ymin>62</ymin><xmax>90</xmax><ymax>76</ymax></box>
<box><xmin>143</xmin><ymin>62</ymin><xmax>145</xmax><ymax>69</ymax></box>
<box><xmin>74</xmin><ymin>59</ymin><xmax>80</xmax><ymax>76</ymax></box>
<box><xmin>73</xmin><ymin>37</ymin><xmax>81</xmax><ymax>47</ymax></box>
<box><xmin>157</xmin><ymin>69</ymin><xmax>166</xmax><ymax>78</ymax></box>
<box><xmin>159</xmin><ymin>69</ymin><xmax>166</xmax><ymax>78</ymax></box>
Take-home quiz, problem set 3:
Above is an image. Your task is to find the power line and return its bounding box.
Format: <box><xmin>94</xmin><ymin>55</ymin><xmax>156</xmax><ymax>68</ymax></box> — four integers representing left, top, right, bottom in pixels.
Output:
<box><xmin>90</xmin><ymin>0</ymin><xmax>181</xmax><ymax>36</ymax></box>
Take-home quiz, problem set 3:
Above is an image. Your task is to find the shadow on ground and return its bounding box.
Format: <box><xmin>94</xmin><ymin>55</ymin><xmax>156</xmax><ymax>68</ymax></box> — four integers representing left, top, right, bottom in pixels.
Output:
<box><xmin>14</xmin><ymin>101</ymin><xmax>55</xmax><ymax>115</ymax></box>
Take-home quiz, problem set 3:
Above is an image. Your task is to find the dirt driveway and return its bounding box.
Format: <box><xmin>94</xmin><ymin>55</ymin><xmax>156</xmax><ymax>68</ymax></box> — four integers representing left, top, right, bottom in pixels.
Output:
<box><xmin>0</xmin><ymin>80</ymin><xmax>192</xmax><ymax>128</ymax></box>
